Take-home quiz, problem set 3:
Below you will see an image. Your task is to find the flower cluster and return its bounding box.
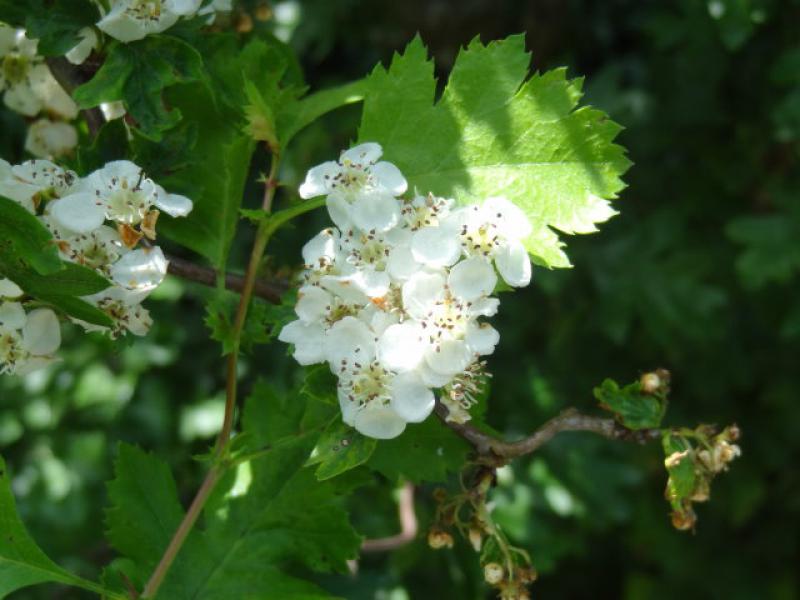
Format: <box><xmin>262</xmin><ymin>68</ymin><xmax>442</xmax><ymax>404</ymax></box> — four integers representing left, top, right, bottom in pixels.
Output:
<box><xmin>0</xmin><ymin>24</ymin><xmax>81</xmax><ymax>159</ymax></box>
<box><xmin>0</xmin><ymin>158</ymin><xmax>193</xmax><ymax>374</ymax></box>
<box><xmin>280</xmin><ymin>143</ymin><xmax>532</xmax><ymax>439</ymax></box>
<box><xmin>98</xmin><ymin>0</ymin><xmax>233</xmax><ymax>42</ymax></box>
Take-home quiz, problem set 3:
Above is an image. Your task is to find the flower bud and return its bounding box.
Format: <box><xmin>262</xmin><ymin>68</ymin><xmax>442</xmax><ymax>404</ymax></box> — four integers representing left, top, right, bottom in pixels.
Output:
<box><xmin>664</xmin><ymin>449</ymin><xmax>690</xmax><ymax>469</ymax></box>
<box><xmin>516</xmin><ymin>566</ymin><xmax>538</xmax><ymax>584</ymax></box>
<box><xmin>640</xmin><ymin>371</ymin><xmax>661</xmax><ymax>394</ymax></box>
<box><xmin>483</xmin><ymin>562</ymin><xmax>505</xmax><ymax>585</ymax></box>
<box><xmin>468</xmin><ymin>527</ymin><xmax>482</xmax><ymax>552</ymax></box>
<box><xmin>427</xmin><ymin>528</ymin><xmax>454</xmax><ymax>550</ymax></box>
<box><xmin>670</xmin><ymin>508</ymin><xmax>696</xmax><ymax>531</ymax></box>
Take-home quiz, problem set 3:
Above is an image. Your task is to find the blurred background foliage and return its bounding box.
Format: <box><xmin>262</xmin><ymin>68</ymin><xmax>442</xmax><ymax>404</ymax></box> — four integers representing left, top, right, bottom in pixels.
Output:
<box><xmin>1</xmin><ymin>0</ymin><xmax>799</xmax><ymax>598</ymax></box>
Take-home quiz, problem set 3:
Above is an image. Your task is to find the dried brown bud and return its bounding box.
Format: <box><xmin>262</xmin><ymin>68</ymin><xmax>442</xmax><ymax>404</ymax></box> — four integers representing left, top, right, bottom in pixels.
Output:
<box><xmin>670</xmin><ymin>508</ymin><xmax>697</xmax><ymax>531</ymax></box>
<box><xmin>483</xmin><ymin>562</ymin><xmax>505</xmax><ymax>585</ymax></box>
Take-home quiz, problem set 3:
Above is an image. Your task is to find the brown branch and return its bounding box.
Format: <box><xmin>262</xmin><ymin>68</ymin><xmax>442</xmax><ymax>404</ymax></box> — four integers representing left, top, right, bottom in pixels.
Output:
<box><xmin>435</xmin><ymin>402</ymin><xmax>661</xmax><ymax>463</ymax></box>
<box><xmin>361</xmin><ymin>482</ymin><xmax>418</xmax><ymax>553</ymax></box>
<box><xmin>165</xmin><ymin>254</ymin><xmax>287</xmax><ymax>304</ymax></box>
<box><xmin>44</xmin><ymin>56</ymin><xmax>105</xmax><ymax>137</ymax></box>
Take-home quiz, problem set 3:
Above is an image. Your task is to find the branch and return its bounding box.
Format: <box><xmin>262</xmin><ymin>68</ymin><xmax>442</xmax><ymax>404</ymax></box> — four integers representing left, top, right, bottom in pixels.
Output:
<box><xmin>435</xmin><ymin>402</ymin><xmax>661</xmax><ymax>463</ymax></box>
<box><xmin>165</xmin><ymin>254</ymin><xmax>287</xmax><ymax>304</ymax></box>
<box><xmin>44</xmin><ymin>56</ymin><xmax>105</xmax><ymax>137</ymax></box>
<box><xmin>361</xmin><ymin>483</ymin><xmax>418</xmax><ymax>553</ymax></box>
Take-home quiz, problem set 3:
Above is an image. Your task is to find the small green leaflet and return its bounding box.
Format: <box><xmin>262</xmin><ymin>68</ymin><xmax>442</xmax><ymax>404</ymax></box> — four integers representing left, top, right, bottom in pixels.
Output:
<box><xmin>307</xmin><ymin>420</ymin><xmax>377</xmax><ymax>481</ymax></box>
<box><xmin>0</xmin><ymin>456</ymin><xmax>119</xmax><ymax>599</ymax></box>
<box><xmin>0</xmin><ymin>196</ymin><xmax>61</xmax><ymax>275</ymax></box>
<box><xmin>74</xmin><ymin>35</ymin><xmax>204</xmax><ymax>140</ymax></box>
<box><xmin>594</xmin><ymin>378</ymin><xmax>665</xmax><ymax>430</ymax></box>
<box><xmin>359</xmin><ymin>35</ymin><xmax>631</xmax><ymax>268</ymax></box>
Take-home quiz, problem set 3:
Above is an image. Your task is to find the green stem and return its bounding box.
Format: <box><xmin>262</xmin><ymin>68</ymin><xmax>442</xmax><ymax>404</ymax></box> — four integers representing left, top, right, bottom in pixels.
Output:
<box><xmin>140</xmin><ymin>154</ymin><xmax>282</xmax><ymax>599</ymax></box>
<box><xmin>266</xmin><ymin>196</ymin><xmax>326</xmax><ymax>236</ymax></box>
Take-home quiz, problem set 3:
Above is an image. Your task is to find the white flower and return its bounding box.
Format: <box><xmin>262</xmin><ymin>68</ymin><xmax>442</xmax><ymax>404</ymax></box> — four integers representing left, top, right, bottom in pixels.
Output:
<box><xmin>98</xmin><ymin>0</ymin><xmax>203</xmax><ymax>42</ymax></box>
<box><xmin>79</xmin><ymin>287</ymin><xmax>153</xmax><ymax>337</ymax></box>
<box><xmin>66</xmin><ymin>27</ymin><xmax>98</xmax><ymax>65</ymax></box>
<box><xmin>0</xmin><ymin>305</ymin><xmax>61</xmax><ymax>375</ymax></box>
<box><xmin>299</xmin><ymin>142</ymin><xmax>407</xmax><ymax>232</ymax></box>
<box><xmin>451</xmin><ymin>196</ymin><xmax>533</xmax><ymax>287</ymax></box>
<box><xmin>25</xmin><ymin>119</ymin><xmax>78</xmax><ymax>159</ymax></box>
<box><xmin>0</xmin><ymin>278</ymin><xmax>23</xmax><ymax>298</ymax></box>
<box><xmin>50</xmin><ymin>160</ymin><xmax>192</xmax><ymax>234</ymax></box>
<box><xmin>44</xmin><ymin>220</ymin><xmax>125</xmax><ymax>275</ymax></box>
<box><xmin>0</xmin><ymin>159</ymin><xmax>77</xmax><ymax>212</ymax></box>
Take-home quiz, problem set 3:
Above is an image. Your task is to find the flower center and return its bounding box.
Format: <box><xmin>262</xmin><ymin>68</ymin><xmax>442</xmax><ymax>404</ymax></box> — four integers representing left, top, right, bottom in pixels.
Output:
<box><xmin>0</xmin><ymin>330</ymin><xmax>23</xmax><ymax>370</ymax></box>
<box><xmin>129</xmin><ymin>0</ymin><xmax>163</xmax><ymax>19</ymax></box>
<box><xmin>461</xmin><ymin>223</ymin><xmax>499</xmax><ymax>257</ymax></box>
<box><xmin>2</xmin><ymin>54</ymin><xmax>30</xmax><ymax>85</ymax></box>
<box><xmin>106</xmin><ymin>186</ymin><xmax>150</xmax><ymax>225</ymax></box>
<box><xmin>344</xmin><ymin>362</ymin><xmax>392</xmax><ymax>406</ymax></box>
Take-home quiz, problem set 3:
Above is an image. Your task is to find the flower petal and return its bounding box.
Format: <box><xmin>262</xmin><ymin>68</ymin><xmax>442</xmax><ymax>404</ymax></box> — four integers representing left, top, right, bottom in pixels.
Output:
<box><xmin>354</xmin><ymin>405</ymin><xmax>406</xmax><ymax>439</ymax></box>
<box><xmin>299</xmin><ymin>161</ymin><xmax>339</xmax><ymax>198</ymax></box>
<box><xmin>350</xmin><ymin>193</ymin><xmax>400</xmax><ymax>233</ymax></box>
<box><xmin>0</xmin><ymin>301</ymin><xmax>26</xmax><ymax>330</ymax></box>
<box><xmin>154</xmin><ymin>185</ymin><xmax>193</xmax><ymax>217</ymax></box>
<box><xmin>295</xmin><ymin>285</ymin><xmax>330</xmax><ymax>322</ymax></box>
<box><xmin>411</xmin><ymin>225</ymin><xmax>462</xmax><ymax>268</ymax></box>
<box><xmin>448</xmin><ymin>256</ymin><xmax>497</xmax><ymax>301</ymax></box>
<box><xmin>341</xmin><ymin>143</ymin><xmax>382</xmax><ymax>166</ymax></box>
<box><xmin>49</xmin><ymin>192</ymin><xmax>106</xmax><ymax>233</ymax></box>
<box><xmin>425</xmin><ymin>339</ymin><xmax>472</xmax><ymax>376</ymax></box>
<box><xmin>495</xmin><ymin>241</ymin><xmax>532</xmax><ymax>287</ymax></box>
<box><xmin>402</xmin><ymin>270</ymin><xmax>446</xmax><ymax>319</ymax></box>
<box><xmin>377</xmin><ymin>323</ymin><xmax>425</xmax><ymax>372</ymax></box>
<box><xmin>466</xmin><ymin>322</ymin><xmax>499</xmax><ymax>356</ymax></box>
<box><xmin>0</xmin><ymin>278</ymin><xmax>23</xmax><ymax>298</ymax></box>
<box><xmin>370</xmin><ymin>161</ymin><xmax>407</xmax><ymax>196</ymax></box>
<box><xmin>483</xmin><ymin>196</ymin><xmax>532</xmax><ymax>241</ymax></box>
<box><xmin>278</xmin><ymin>319</ymin><xmax>327</xmax><ymax>365</ymax></box>
<box><xmin>324</xmin><ymin>316</ymin><xmax>376</xmax><ymax>367</ymax></box>
<box><xmin>21</xmin><ymin>308</ymin><xmax>61</xmax><ymax>355</ymax></box>
<box><xmin>110</xmin><ymin>246</ymin><xmax>168</xmax><ymax>292</ymax></box>
<box><xmin>302</xmin><ymin>228</ymin><xmax>339</xmax><ymax>267</ymax></box>
<box><xmin>391</xmin><ymin>372</ymin><xmax>434</xmax><ymax>423</ymax></box>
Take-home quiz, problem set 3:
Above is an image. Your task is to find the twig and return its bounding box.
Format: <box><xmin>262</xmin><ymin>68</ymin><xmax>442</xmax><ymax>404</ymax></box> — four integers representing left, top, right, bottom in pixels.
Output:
<box><xmin>44</xmin><ymin>56</ymin><xmax>105</xmax><ymax>137</ymax></box>
<box><xmin>435</xmin><ymin>402</ymin><xmax>661</xmax><ymax>463</ymax></box>
<box><xmin>165</xmin><ymin>254</ymin><xmax>286</xmax><ymax>304</ymax></box>
<box><xmin>361</xmin><ymin>482</ymin><xmax>418</xmax><ymax>553</ymax></box>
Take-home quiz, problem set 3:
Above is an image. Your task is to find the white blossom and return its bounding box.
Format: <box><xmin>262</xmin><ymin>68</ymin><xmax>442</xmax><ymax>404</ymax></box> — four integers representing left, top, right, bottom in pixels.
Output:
<box><xmin>25</xmin><ymin>119</ymin><xmax>79</xmax><ymax>159</ymax></box>
<box><xmin>0</xmin><ymin>304</ymin><xmax>61</xmax><ymax>375</ymax></box>
<box><xmin>98</xmin><ymin>0</ymin><xmax>203</xmax><ymax>42</ymax></box>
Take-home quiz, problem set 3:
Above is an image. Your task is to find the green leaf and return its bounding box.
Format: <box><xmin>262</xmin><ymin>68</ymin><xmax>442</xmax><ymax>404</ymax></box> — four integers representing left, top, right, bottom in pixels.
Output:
<box><xmin>662</xmin><ymin>433</ymin><xmax>697</xmax><ymax>504</ymax></box>
<box><xmin>358</xmin><ymin>35</ymin><xmax>630</xmax><ymax>268</ymax></box>
<box><xmin>74</xmin><ymin>35</ymin><xmax>204</xmax><ymax>140</ymax></box>
<box><xmin>0</xmin><ymin>196</ymin><xmax>61</xmax><ymax>275</ymax></box>
<box><xmin>726</xmin><ymin>210</ymin><xmax>800</xmax><ymax>289</ymax></box>
<box><xmin>0</xmin><ymin>456</ymin><xmax>114</xmax><ymax>598</ymax></box>
<box><xmin>24</xmin><ymin>0</ymin><xmax>99</xmax><ymax>56</ymax></box>
<box><xmin>593</xmin><ymin>378</ymin><xmax>665</xmax><ymax>430</ymax></box>
<box><xmin>368</xmin><ymin>418</ymin><xmax>470</xmax><ymax>483</ymax></box>
<box><xmin>300</xmin><ymin>364</ymin><xmax>338</xmax><ymax>406</ymax></box>
<box><xmin>308</xmin><ymin>420</ymin><xmax>377</xmax><ymax>481</ymax></box>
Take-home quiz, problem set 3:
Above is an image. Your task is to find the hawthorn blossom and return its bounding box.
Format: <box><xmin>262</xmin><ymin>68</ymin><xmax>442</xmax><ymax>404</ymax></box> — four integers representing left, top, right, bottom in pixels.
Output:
<box><xmin>0</xmin><ymin>303</ymin><xmax>61</xmax><ymax>375</ymax></box>
<box><xmin>98</xmin><ymin>0</ymin><xmax>204</xmax><ymax>42</ymax></box>
<box><xmin>0</xmin><ymin>159</ymin><xmax>77</xmax><ymax>213</ymax></box>
<box><xmin>299</xmin><ymin>142</ymin><xmax>407</xmax><ymax>232</ymax></box>
<box><xmin>25</xmin><ymin>119</ymin><xmax>78</xmax><ymax>159</ymax></box>
<box><xmin>281</xmin><ymin>143</ymin><xmax>535</xmax><ymax>439</ymax></box>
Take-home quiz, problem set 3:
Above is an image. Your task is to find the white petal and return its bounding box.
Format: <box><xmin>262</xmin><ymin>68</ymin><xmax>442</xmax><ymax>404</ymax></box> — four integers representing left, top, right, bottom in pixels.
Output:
<box><xmin>154</xmin><ymin>185</ymin><xmax>193</xmax><ymax>217</ymax></box>
<box><xmin>354</xmin><ymin>405</ymin><xmax>406</xmax><ymax>439</ymax></box>
<box><xmin>324</xmin><ymin>316</ymin><xmax>376</xmax><ymax>367</ymax></box>
<box><xmin>387</xmin><ymin>244</ymin><xmax>421</xmax><ymax>281</ymax></box>
<box><xmin>319</xmin><ymin>274</ymin><xmax>369</xmax><ymax>305</ymax></box>
<box><xmin>466</xmin><ymin>322</ymin><xmax>499</xmax><ymax>356</ymax></box>
<box><xmin>326</xmin><ymin>195</ymin><xmax>353</xmax><ymax>230</ymax></box>
<box><xmin>495</xmin><ymin>241</ymin><xmax>532</xmax><ymax>287</ymax></box>
<box><xmin>469</xmin><ymin>297</ymin><xmax>500</xmax><ymax>318</ymax></box>
<box><xmin>370</xmin><ymin>161</ymin><xmax>407</xmax><ymax>196</ymax></box>
<box><xmin>299</xmin><ymin>161</ymin><xmax>339</xmax><ymax>198</ymax></box>
<box><xmin>402</xmin><ymin>270</ymin><xmax>445</xmax><ymax>319</ymax></box>
<box><xmin>448</xmin><ymin>256</ymin><xmax>497</xmax><ymax>301</ymax></box>
<box><xmin>4</xmin><ymin>83</ymin><xmax>43</xmax><ymax>116</ymax></box>
<box><xmin>49</xmin><ymin>193</ymin><xmax>106</xmax><ymax>233</ymax></box>
<box><xmin>425</xmin><ymin>339</ymin><xmax>472</xmax><ymax>376</ymax></box>
<box><xmin>24</xmin><ymin>119</ymin><xmax>78</xmax><ymax>159</ymax></box>
<box><xmin>416</xmin><ymin>362</ymin><xmax>453</xmax><ymax>387</ymax></box>
<box><xmin>0</xmin><ymin>279</ymin><xmax>23</xmax><ymax>298</ymax></box>
<box><xmin>302</xmin><ymin>228</ymin><xmax>339</xmax><ymax>267</ymax></box>
<box><xmin>278</xmin><ymin>320</ymin><xmax>326</xmax><ymax>365</ymax></box>
<box><xmin>390</xmin><ymin>372</ymin><xmax>434</xmax><ymax>423</ymax></box>
<box><xmin>0</xmin><ymin>302</ymin><xmax>26</xmax><ymax>329</ymax></box>
<box><xmin>350</xmin><ymin>268</ymin><xmax>390</xmax><ymax>298</ymax></box>
<box><xmin>350</xmin><ymin>193</ymin><xmax>400</xmax><ymax>233</ymax></box>
<box><xmin>14</xmin><ymin>355</ymin><xmax>58</xmax><ymax>375</ymax></box>
<box><xmin>411</xmin><ymin>225</ymin><xmax>462</xmax><ymax>268</ymax></box>
<box><xmin>21</xmin><ymin>308</ymin><xmax>61</xmax><ymax>355</ymax></box>
<box><xmin>295</xmin><ymin>285</ymin><xmax>330</xmax><ymax>322</ymax></box>
<box><xmin>110</xmin><ymin>247</ymin><xmax>168</xmax><ymax>292</ymax></box>
<box><xmin>377</xmin><ymin>323</ymin><xmax>425</xmax><ymax>372</ymax></box>
<box><xmin>341</xmin><ymin>143</ymin><xmax>382</xmax><ymax>166</ymax></box>
<box><xmin>337</xmin><ymin>387</ymin><xmax>358</xmax><ymax>426</ymax></box>
<box><xmin>166</xmin><ymin>0</ymin><xmax>203</xmax><ymax>15</ymax></box>
<box><xmin>483</xmin><ymin>196</ymin><xmax>532</xmax><ymax>241</ymax></box>
<box><xmin>65</xmin><ymin>27</ymin><xmax>98</xmax><ymax>65</ymax></box>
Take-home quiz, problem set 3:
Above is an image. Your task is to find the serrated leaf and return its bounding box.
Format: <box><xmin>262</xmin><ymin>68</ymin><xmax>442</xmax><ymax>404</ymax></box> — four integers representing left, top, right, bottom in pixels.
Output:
<box><xmin>368</xmin><ymin>418</ymin><xmax>470</xmax><ymax>483</ymax></box>
<box><xmin>300</xmin><ymin>364</ymin><xmax>338</xmax><ymax>406</ymax></box>
<box><xmin>358</xmin><ymin>35</ymin><xmax>630</xmax><ymax>268</ymax></box>
<box><xmin>0</xmin><ymin>456</ymin><xmax>113</xmax><ymax>598</ymax></box>
<box><xmin>594</xmin><ymin>378</ymin><xmax>664</xmax><ymax>430</ymax></box>
<box><xmin>24</xmin><ymin>0</ymin><xmax>99</xmax><ymax>56</ymax></box>
<box><xmin>74</xmin><ymin>35</ymin><xmax>204</xmax><ymax>140</ymax></box>
<box><xmin>0</xmin><ymin>196</ymin><xmax>61</xmax><ymax>275</ymax></box>
<box><xmin>308</xmin><ymin>420</ymin><xmax>377</xmax><ymax>481</ymax></box>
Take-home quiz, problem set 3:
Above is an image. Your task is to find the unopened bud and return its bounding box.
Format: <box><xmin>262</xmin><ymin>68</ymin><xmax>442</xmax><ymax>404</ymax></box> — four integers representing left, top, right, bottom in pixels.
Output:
<box><xmin>484</xmin><ymin>562</ymin><xmax>505</xmax><ymax>585</ymax></box>
<box><xmin>640</xmin><ymin>372</ymin><xmax>662</xmax><ymax>394</ymax></box>
<box><xmin>516</xmin><ymin>566</ymin><xmax>538</xmax><ymax>584</ymax></box>
<box><xmin>427</xmin><ymin>528</ymin><xmax>454</xmax><ymax>550</ymax></box>
<box><xmin>468</xmin><ymin>527</ymin><xmax>482</xmax><ymax>552</ymax></box>
<box><xmin>726</xmin><ymin>424</ymin><xmax>741</xmax><ymax>442</ymax></box>
<box><xmin>664</xmin><ymin>449</ymin><xmax>690</xmax><ymax>469</ymax></box>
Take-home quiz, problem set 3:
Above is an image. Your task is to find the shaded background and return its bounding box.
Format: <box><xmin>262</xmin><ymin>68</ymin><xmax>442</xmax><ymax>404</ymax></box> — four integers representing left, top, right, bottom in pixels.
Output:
<box><xmin>2</xmin><ymin>0</ymin><xmax>799</xmax><ymax>598</ymax></box>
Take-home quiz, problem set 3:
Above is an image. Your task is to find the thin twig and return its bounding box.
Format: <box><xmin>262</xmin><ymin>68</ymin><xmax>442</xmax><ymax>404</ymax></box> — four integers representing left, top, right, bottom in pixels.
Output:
<box><xmin>165</xmin><ymin>254</ymin><xmax>286</xmax><ymax>304</ymax></box>
<box><xmin>361</xmin><ymin>483</ymin><xmax>418</xmax><ymax>553</ymax></box>
<box><xmin>44</xmin><ymin>56</ymin><xmax>105</xmax><ymax>137</ymax></box>
<box><xmin>435</xmin><ymin>402</ymin><xmax>661</xmax><ymax>463</ymax></box>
